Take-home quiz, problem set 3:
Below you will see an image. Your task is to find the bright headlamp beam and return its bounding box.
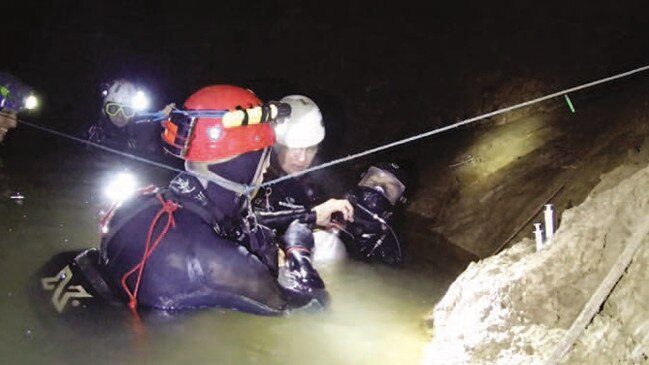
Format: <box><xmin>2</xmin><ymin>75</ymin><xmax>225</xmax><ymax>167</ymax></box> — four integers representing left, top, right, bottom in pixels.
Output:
<box><xmin>103</xmin><ymin>172</ymin><xmax>138</xmax><ymax>202</ymax></box>
<box><xmin>131</xmin><ymin>90</ymin><xmax>150</xmax><ymax>111</ymax></box>
<box><xmin>24</xmin><ymin>95</ymin><xmax>38</xmax><ymax>110</ymax></box>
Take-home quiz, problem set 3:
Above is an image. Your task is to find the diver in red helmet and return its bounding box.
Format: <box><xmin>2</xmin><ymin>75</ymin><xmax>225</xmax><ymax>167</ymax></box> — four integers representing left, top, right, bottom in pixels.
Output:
<box><xmin>35</xmin><ymin>85</ymin><xmax>328</xmax><ymax>316</ymax></box>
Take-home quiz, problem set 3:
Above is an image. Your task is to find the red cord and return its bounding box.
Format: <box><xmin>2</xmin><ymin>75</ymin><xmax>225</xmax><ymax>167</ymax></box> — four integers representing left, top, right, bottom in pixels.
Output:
<box><xmin>120</xmin><ymin>193</ymin><xmax>179</xmax><ymax>310</ymax></box>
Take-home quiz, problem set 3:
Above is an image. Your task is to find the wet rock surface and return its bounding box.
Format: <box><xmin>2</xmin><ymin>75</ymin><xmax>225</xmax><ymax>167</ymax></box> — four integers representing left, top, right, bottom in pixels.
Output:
<box><xmin>423</xmin><ymin>146</ymin><xmax>649</xmax><ymax>364</ymax></box>
<box><xmin>403</xmin><ymin>74</ymin><xmax>649</xmax><ymax>265</ymax></box>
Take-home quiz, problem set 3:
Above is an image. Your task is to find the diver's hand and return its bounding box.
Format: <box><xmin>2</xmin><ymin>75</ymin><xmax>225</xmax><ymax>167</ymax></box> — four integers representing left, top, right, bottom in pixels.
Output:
<box><xmin>161</xmin><ymin>103</ymin><xmax>176</xmax><ymax>117</ymax></box>
<box><xmin>312</xmin><ymin>199</ymin><xmax>354</xmax><ymax>226</ymax></box>
<box><xmin>0</xmin><ymin>111</ymin><xmax>17</xmax><ymax>143</ymax></box>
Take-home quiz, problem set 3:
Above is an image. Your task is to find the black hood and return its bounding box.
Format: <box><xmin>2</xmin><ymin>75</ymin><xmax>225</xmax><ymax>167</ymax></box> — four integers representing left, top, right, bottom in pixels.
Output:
<box><xmin>207</xmin><ymin>149</ymin><xmax>265</xmax><ymax>186</ymax></box>
<box><xmin>170</xmin><ymin>149</ymin><xmax>265</xmax><ymax>218</ymax></box>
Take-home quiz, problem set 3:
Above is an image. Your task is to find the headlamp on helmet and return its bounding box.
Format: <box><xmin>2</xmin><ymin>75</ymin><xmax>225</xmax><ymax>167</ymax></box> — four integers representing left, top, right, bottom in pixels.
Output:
<box><xmin>0</xmin><ymin>72</ymin><xmax>38</xmax><ymax>113</ymax></box>
<box><xmin>274</xmin><ymin>95</ymin><xmax>325</xmax><ymax>148</ymax></box>
<box><xmin>101</xmin><ymin>79</ymin><xmax>152</xmax><ymax>127</ymax></box>
<box><xmin>23</xmin><ymin>94</ymin><xmax>38</xmax><ymax>110</ymax></box>
<box><xmin>161</xmin><ymin>85</ymin><xmax>290</xmax><ymax>162</ymax></box>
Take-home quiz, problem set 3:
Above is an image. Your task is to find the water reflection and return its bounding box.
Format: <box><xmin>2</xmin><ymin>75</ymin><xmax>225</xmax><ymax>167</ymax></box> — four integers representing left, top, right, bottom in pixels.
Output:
<box><xmin>0</xmin><ymin>150</ymin><xmax>453</xmax><ymax>365</ymax></box>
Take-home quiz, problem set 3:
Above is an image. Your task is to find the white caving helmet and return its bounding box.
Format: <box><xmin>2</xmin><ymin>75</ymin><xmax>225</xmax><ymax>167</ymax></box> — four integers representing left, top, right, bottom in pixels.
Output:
<box><xmin>101</xmin><ymin>79</ymin><xmax>150</xmax><ymax>128</ymax></box>
<box><xmin>274</xmin><ymin>95</ymin><xmax>325</xmax><ymax>148</ymax></box>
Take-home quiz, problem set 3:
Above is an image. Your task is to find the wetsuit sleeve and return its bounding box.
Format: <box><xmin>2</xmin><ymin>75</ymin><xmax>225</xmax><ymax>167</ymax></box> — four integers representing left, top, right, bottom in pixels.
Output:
<box><xmin>256</xmin><ymin>209</ymin><xmax>317</xmax><ymax>231</ymax></box>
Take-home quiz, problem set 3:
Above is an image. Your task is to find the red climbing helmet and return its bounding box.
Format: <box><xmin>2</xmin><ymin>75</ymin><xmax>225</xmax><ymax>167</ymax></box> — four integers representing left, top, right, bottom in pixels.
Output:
<box><xmin>162</xmin><ymin>85</ymin><xmax>278</xmax><ymax>162</ymax></box>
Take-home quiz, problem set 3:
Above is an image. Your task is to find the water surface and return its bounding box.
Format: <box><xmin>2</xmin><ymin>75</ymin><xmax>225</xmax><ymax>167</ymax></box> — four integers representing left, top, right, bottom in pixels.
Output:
<box><xmin>0</xmin><ymin>145</ymin><xmax>454</xmax><ymax>365</ymax></box>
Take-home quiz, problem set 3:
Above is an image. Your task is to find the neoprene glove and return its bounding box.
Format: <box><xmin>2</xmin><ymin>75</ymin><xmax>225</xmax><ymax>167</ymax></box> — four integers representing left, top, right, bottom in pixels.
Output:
<box><xmin>280</xmin><ymin>220</ymin><xmax>326</xmax><ymax>295</ymax></box>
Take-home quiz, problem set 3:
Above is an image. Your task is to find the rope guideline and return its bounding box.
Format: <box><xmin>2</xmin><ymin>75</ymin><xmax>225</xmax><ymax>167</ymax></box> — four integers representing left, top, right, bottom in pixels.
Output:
<box><xmin>13</xmin><ymin>63</ymin><xmax>649</xmax><ymax>190</ymax></box>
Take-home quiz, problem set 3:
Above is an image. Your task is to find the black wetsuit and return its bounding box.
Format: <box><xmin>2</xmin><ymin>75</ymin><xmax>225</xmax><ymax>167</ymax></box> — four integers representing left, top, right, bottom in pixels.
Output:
<box><xmin>255</xmin><ymin>159</ymin><xmax>323</xmax><ymax>213</ymax></box>
<box><xmin>335</xmin><ymin>186</ymin><xmax>404</xmax><ymax>266</ymax></box>
<box><xmin>254</xmin><ymin>157</ymin><xmax>403</xmax><ymax>265</ymax></box>
<box><xmin>253</xmin><ymin>155</ymin><xmax>340</xmax><ymax>234</ymax></box>
<box><xmin>33</xmin><ymin>151</ymin><xmax>325</xmax><ymax>317</ymax></box>
<box><xmin>86</xmin><ymin>115</ymin><xmax>176</xmax><ymax>167</ymax></box>
<box><xmin>87</xmin><ymin>117</ymin><xmax>136</xmax><ymax>151</ymax></box>
<box><xmin>98</xmin><ymin>173</ymin><xmax>283</xmax><ymax>312</ymax></box>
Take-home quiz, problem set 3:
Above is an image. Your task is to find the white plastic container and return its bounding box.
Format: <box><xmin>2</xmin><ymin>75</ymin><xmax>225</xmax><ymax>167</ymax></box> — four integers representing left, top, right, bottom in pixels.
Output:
<box><xmin>544</xmin><ymin>204</ymin><xmax>555</xmax><ymax>242</ymax></box>
<box><xmin>534</xmin><ymin>223</ymin><xmax>544</xmax><ymax>252</ymax></box>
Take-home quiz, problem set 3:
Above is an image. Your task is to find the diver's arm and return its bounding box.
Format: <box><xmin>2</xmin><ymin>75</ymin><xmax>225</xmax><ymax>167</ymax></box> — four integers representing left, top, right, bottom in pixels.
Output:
<box><xmin>311</xmin><ymin>199</ymin><xmax>354</xmax><ymax>226</ymax></box>
<box><xmin>256</xmin><ymin>209</ymin><xmax>316</xmax><ymax>231</ymax></box>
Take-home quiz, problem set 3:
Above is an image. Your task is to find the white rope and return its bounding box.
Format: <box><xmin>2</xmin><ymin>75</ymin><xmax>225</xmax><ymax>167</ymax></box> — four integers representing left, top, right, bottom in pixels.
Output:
<box><xmin>17</xmin><ymin>119</ymin><xmax>187</xmax><ymax>174</ymax></box>
<box><xmin>13</xmin><ymin>63</ymin><xmax>649</xmax><ymax>190</ymax></box>
<box><xmin>16</xmin><ymin>119</ymin><xmax>254</xmax><ymax>195</ymax></box>
<box><xmin>260</xmin><ymin>63</ymin><xmax>649</xmax><ymax>187</ymax></box>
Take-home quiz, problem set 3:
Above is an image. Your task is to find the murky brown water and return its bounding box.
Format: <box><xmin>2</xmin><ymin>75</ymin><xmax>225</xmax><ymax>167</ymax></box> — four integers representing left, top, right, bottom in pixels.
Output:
<box><xmin>0</xmin><ymin>147</ymin><xmax>455</xmax><ymax>365</ymax></box>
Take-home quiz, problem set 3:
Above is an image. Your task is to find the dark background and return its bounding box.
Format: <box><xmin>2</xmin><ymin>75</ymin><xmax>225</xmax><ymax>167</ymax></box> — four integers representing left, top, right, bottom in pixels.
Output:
<box><xmin>3</xmin><ymin>0</ymin><xmax>649</xmax><ymax>159</ymax></box>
